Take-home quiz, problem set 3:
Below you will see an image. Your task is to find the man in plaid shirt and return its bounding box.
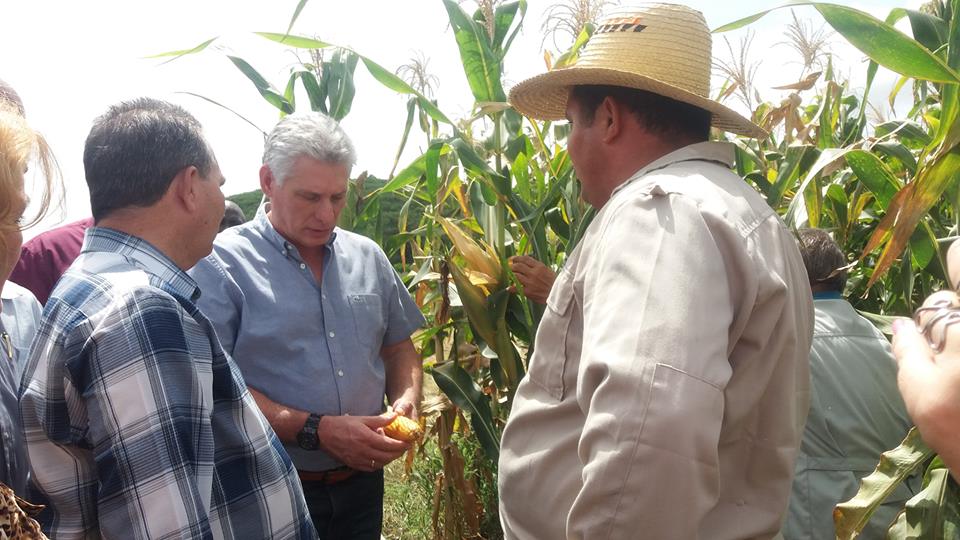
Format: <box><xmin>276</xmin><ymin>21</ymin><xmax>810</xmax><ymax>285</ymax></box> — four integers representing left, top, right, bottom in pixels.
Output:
<box><xmin>19</xmin><ymin>98</ymin><xmax>316</xmax><ymax>539</ymax></box>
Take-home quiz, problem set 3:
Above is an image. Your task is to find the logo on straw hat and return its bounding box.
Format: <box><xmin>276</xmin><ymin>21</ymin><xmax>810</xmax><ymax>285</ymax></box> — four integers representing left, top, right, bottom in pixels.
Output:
<box><xmin>508</xmin><ymin>3</ymin><xmax>766</xmax><ymax>139</ymax></box>
<box><xmin>595</xmin><ymin>17</ymin><xmax>647</xmax><ymax>34</ymax></box>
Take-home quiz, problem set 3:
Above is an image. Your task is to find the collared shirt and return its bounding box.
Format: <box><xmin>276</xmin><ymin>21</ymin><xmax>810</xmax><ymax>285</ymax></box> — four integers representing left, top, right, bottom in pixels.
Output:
<box><xmin>784</xmin><ymin>298</ymin><xmax>918</xmax><ymax>540</ymax></box>
<box><xmin>189</xmin><ymin>213</ymin><xmax>425</xmax><ymax>471</ymax></box>
<box><xmin>498</xmin><ymin>141</ymin><xmax>814</xmax><ymax>540</ymax></box>
<box><xmin>0</xmin><ymin>282</ymin><xmax>41</xmax><ymax>495</ymax></box>
<box><xmin>19</xmin><ymin>227</ymin><xmax>316</xmax><ymax>540</ymax></box>
<box><xmin>10</xmin><ymin>217</ymin><xmax>92</xmax><ymax>305</ymax></box>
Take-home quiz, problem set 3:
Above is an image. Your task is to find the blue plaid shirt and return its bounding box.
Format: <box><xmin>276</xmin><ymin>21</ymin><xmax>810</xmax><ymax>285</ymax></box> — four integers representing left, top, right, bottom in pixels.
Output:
<box><xmin>19</xmin><ymin>227</ymin><xmax>316</xmax><ymax>539</ymax></box>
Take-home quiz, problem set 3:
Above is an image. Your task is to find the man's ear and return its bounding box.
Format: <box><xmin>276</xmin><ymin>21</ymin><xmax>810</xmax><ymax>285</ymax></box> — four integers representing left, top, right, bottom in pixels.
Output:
<box><xmin>259</xmin><ymin>164</ymin><xmax>276</xmax><ymax>197</ymax></box>
<box><xmin>170</xmin><ymin>165</ymin><xmax>202</xmax><ymax>213</ymax></box>
<box><xmin>599</xmin><ymin>96</ymin><xmax>623</xmax><ymax>143</ymax></box>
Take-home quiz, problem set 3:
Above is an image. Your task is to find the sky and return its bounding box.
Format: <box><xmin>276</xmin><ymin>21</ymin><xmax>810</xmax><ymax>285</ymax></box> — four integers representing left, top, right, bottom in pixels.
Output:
<box><xmin>1</xmin><ymin>0</ymin><xmax>923</xmax><ymax>238</ymax></box>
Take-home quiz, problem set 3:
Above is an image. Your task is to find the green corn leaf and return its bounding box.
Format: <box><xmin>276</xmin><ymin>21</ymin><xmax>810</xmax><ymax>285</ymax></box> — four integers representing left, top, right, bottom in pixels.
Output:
<box><xmin>506</xmin><ymin>192</ymin><xmax>551</xmax><ymax>264</ymax></box>
<box><xmin>489</xmin><ymin>288</ymin><xmax>523</xmax><ymax>387</ymax></box>
<box><xmin>492</xmin><ymin>0</ymin><xmax>526</xmax><ymax>54</ymax></box>
<box><xmin>359</xmin><ymin>57</ymin><xmax>453</xmax><ymax>126</ymax></box>
<box><xmin>824</xmin><ymin>183</ymin><xmax>848</xmax><ymax>227</ymax></box>
<box><xmin>712</xmin><ymin>0</ymin><xmax>813</xmax><ymax>32</ymax></box>
<box><xmin>845</xmin><ymin>149</ymin><xmax>902</xmax><ymax>207</ymax></box>
<box><xmin>856</xmin><ymin>310</ymin><xmax>899</xmax><ymax>336</ymax></box>
<box><xmin>770</xmin><ymin>144</ymin><xmax>811</xmax><ymax>209</ymax></box>
<box><xmin>254</xmin><ymin>32</ymin><xmax>453</xmax><ymax>125</ymax></box>
<box><xmin>285</xmin><ymin>0</ymin><xmax>310</xmax><ymax>35</ymax></box>
<box><xmin>449</xmin><ymin>138</ymin><xmax>511</xmax><ymax>199</ymax></box>
<box><xmin>425</xmin><ymin>140</ymin><xmax>445</xmax><ymax>199</ymax></box>
<box><xmin>906</xmin><ymin>9</ymin><xmax>949</xmax><ymax>52</ymax></box>
<box><xmin>873</xmin><ymin>142</ymin><xmax>918</xmax><ymax>173</ymax></box>
<box><xmin>864</xmin><ymin>146</ymin><xmax>960</xmax><ymax>287</ymax></box>
<box><xmin>911</xmin><ymin>220</ymin><xmax>937</xmax><ymax>270</ymax></box>
<box><xmin>715</xmin><ymin>3</ymin><xmax>960</xmax><ymax>83</ymax></box>
<box><xmin>297</xmin><ymin>70</ymin><xmax>326</xmax><ymax>113</ymax></box>
<box><xmin>283</xmin><ymin>71</ymin><xmax>298</xmax><ymax>112</ymax></box>
<box><xmin>145</xmin><ymin>37</ymin><xmax>219</xmax><ymax>63</ymax></box>
<box><xmin>255</xmin><ymin>32</ymin><xmax>333</xmax><ymax>49</ymax></box>
<box><xmin>388</xmin><ymin>98</ymin><xmax>418</xmax><ymax>179</ymax></box>
<box><xmin>226</xmin><ymin>56</ymin><xmax>294</xmax><ymax>114</ymax></box>
<box><xmin>431</xmin><ymin>361</ymin><xmax>500</xmax><ymax>460</ymax></box>
<box><xmin>876</xmin><ymin>120</ymin><xmax>934</xmax><ymax>148</ymax></box>
<box><xmin>835</xmin><ymin>428</ymin><xmax>934</xmax><ymax>540</ymax></box>
<box><xmin>443</xmin><ymin>0</ymin><xmax>506</xmax><ymax>103</ymax></box>
<box><xmin>815</xmin><ymin>4</ymin><xmax>960</xmax><ymax>83</ymax></box>
<box><xmin>175</xmin><ymin>92</ymin><xmax>265</xmax><ymax>136</ymax></box>
<box><xmin>326</xmin><ymin>50</ymin><xmax>359</xmax><ymax>121</ymax></box>
<box><xmin>887</xmin><ymin>460</ymin><xmax>960</xmax><ymax>538</ymax></box>
<box><xmin>379</xmin><ymin>154</ymin><xmax>427</xmax><ymax>194</ymax></box>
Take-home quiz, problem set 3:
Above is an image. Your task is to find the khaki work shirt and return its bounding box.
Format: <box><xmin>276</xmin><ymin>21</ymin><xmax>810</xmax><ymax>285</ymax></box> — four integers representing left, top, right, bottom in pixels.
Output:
<box><xmin>498</xmin><ymin>142</ymin><xmax>814</xmax><ymax>539</ymax></box>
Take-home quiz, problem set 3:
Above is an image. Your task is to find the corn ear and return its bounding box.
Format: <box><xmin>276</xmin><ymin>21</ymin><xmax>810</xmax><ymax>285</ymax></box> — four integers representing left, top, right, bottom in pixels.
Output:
<box><xmin>384</xmin><ymin>414</ymin><xmax>424</xmax><ymax>442</ymax></box>
<box><xmin>438</xmin><ymin>217</ymin><xmax>503</xmax><ymax>286</ymax></box>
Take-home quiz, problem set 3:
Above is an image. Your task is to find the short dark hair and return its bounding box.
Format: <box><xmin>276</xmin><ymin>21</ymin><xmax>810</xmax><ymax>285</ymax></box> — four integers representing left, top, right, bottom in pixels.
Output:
<box><xmin>570</xmin><ymin>85</ymin><xmax>711</xmax><ymax>141</ymax></box>
<box><xmin>83</xmin><ymin>98</ymin><xmax>213</xmax><ymax>221</ymax></box>
<box><xmin>219</xmin><ymin>200</ymin><xmax>246</xmax><ymax>231</ymax></box>
<box><xmin>798</xmin><ymin>228</ymin><xmax>848</xmax><ymax>293</ymax></box>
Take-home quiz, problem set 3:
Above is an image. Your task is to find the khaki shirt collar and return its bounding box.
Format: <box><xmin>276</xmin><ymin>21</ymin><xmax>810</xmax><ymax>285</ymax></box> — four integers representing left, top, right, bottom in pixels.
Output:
<box><xmin>611</xmin><ymin>141</ymin><xmax>736</xmax><ymax>198</ymax></box>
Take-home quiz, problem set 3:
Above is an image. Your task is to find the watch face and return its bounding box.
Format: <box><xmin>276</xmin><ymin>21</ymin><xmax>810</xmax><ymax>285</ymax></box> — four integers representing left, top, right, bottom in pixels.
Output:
<box><xmin>297</xmin><ymin>430</ymin><xmax>318</xmax><ymax>450</ymax></box>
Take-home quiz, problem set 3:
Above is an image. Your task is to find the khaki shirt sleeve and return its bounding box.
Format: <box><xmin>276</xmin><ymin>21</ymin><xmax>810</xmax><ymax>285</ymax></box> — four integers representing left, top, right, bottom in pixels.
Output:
<box><xmin>567</xmin><ymin>193</ymin><xmax>737</xmax><ymax>538</ymax></box>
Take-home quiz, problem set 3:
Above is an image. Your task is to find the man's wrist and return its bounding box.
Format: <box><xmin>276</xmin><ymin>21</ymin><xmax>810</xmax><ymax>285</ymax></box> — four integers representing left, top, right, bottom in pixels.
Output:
<box><xmin>296</xmin><ymin>413</ymin><xmax>323</xmax><ymax>450</ymax></box>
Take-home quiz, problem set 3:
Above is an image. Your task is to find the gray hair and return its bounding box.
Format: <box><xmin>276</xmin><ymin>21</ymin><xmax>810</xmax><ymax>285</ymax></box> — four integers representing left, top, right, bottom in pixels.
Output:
<box><xmin>262</xmin><ymin>112</ymin><xmax>356</xmax><ymax>184</ymax></box>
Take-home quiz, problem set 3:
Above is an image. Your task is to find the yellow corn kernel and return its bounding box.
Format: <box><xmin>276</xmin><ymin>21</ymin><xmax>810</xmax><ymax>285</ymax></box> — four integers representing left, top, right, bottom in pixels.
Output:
<box><xmin>384</xmin><ymin>414</ymin><xmax>423</xmax><ymax>442</ymax></box>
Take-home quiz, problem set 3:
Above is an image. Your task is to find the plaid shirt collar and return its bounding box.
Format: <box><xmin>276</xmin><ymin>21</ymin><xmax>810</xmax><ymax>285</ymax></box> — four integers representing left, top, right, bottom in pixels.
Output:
<box><xmin>81</xmin><ymin>227</ymin><xmax>201</xmax><ymax>303</ymax></box>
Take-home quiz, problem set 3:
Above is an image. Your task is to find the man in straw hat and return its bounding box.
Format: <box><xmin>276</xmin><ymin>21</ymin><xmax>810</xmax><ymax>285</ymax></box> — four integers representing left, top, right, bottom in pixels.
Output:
<box><xmin>498</xmin><ymin>4</ymin><xmax>814</xmax><ymax>538</ymax></box>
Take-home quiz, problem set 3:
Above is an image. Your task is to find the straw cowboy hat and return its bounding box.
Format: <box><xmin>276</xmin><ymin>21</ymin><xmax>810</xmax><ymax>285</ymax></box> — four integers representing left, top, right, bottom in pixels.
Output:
<box><xmin>509</xmin><ymin>3</ymin><xmax>766</xmax><ymax>138</ymax></box>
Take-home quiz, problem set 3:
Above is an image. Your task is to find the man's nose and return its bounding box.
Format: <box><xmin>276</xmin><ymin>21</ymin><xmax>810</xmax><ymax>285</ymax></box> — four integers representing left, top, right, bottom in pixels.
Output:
<box><xmin>314</xmin><ymin>201</ymin><xmax>334</xmax><ymax>223</ymax></box>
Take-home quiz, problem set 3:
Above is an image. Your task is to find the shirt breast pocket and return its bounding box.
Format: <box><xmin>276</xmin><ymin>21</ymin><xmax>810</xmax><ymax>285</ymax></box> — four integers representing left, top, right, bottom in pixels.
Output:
<box><xmin>349</xmin><ymin>294</ymin><xmax>386</xmax><ymax>351</ymax></box>
<box><xmin>527</xmin><ymin>269</ymin><xmax>575</xmax><ymax>400</ymax></box>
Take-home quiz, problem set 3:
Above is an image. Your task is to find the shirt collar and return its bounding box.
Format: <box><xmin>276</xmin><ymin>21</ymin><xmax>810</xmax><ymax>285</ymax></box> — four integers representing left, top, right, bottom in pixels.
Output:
<box><xmin>81</xmin><ymin>227</ymin><xmax>201</xmax><ymax>302</ymax></box>
<box><xmin>251</xmin><ymin>211</ymin><xmax>338</xmax><ymax>262</ymax></box>
<box><xmin>813</xmin><ymin>291</ymin><xmax>844</xmax><ymax>300</ymax></box>
<box><xmin>0</xmin><ymin>281</ymin><xmax>32</xmax><ymax>300</ymax></box>
<box><xmin>611</xmin><ymin>141</ymin><xmax>736</xmax><ymax>197</ymax></box>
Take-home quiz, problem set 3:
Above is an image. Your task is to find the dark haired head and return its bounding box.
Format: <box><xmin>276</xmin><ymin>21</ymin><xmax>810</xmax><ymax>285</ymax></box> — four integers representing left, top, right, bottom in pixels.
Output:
<box><xmin>569</xmin><ymin>85</ymin><xmax>712</xmax><ymax>142</ymax></box>
<box><xmin>798</xmin><ymin>228</ymin><xmax>848</xmax><ymax>293</ymax></box>
<box><xmin>83</xmin><ymin>98</ymin><xmax>213</xmax><ymax>221</ymax></box>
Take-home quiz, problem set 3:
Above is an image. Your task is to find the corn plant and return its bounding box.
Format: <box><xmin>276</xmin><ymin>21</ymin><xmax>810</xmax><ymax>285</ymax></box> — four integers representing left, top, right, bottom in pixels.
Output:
<box><xmin>718</xmin><ymin>1</ymin><xmax>960</xmax><ymax>536</ymax></box>
<box><xmin>158</xmin><ymin>0</ymin><xmax>960</xmax><ymax>536</ymax></box>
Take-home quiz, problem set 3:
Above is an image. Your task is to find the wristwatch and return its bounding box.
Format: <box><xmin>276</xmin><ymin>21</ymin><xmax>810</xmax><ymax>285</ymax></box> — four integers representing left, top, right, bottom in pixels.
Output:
<box><xmin>297</xmin><ymin>413</ymin><xmax>323</xmax><ymax>451</ymax></box>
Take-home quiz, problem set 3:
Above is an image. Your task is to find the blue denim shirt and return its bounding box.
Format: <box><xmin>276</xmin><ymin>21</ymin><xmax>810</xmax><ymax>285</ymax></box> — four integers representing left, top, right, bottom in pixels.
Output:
<box><xmin>190</xmin><ymin>213</ymin><xmax>425</xmax><ymax>471</ymax></box>
<box><xmin>0</xmin><ymin>282</ymin><xmax>40</xmax><ymax>495</ymax></box>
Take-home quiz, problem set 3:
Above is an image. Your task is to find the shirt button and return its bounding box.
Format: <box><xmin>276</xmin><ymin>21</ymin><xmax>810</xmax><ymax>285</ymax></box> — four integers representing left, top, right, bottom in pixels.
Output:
<box><xmin>338</xmin><ymin>369</ymin><xmax>344</xmax><ymax>377</ymax></box>
<box><xmin>299</xmin><ymin>263</ymin><xmax>306</xmax><ymax>270</ymax></box>
<box><xmin>328</xmin><ymin>331</ymin><xmax>335</xmax><ymax>338</ymax></box>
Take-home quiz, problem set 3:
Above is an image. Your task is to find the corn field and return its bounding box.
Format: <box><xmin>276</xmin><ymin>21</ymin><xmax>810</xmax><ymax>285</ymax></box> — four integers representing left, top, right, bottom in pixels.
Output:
<box><xmin>162</xmin><ymin>0</ymin><xmax>960</xmax><ymax>537</ymax></box>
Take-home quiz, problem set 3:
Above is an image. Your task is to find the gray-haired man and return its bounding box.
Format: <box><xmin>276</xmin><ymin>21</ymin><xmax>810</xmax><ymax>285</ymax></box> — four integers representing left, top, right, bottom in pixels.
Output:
<box><xmin>190</xmin><ymin>111</ymin><xmax>424</xmax><ymax>539</ymax></box>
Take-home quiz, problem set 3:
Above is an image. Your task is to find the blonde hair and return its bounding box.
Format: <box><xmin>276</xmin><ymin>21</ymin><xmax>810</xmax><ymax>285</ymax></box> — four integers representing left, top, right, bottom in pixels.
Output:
<box><xmin>0</xmin><ymin>102</ymin><xmax>60</xmax><ymax>267</ymax></box>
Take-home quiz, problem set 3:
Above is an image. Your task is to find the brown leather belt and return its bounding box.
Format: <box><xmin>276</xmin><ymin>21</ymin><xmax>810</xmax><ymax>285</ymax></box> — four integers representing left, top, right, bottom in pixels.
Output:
<box><xmin>297</xmin><ymin>467</ymin><xmax>357</xmax><ymax>485</ymax></box>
